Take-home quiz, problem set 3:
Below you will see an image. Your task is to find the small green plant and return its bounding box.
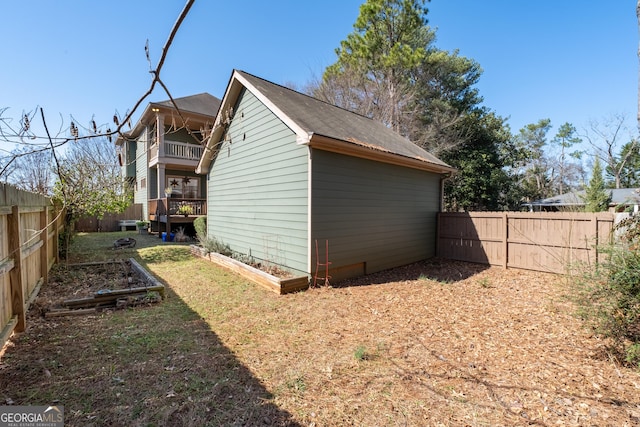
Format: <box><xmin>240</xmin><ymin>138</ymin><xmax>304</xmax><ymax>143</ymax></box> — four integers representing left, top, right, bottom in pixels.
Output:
<box><xmin>176</xmin><ymin>204</ymin><xmax>193</xmax><ymax>215</ymax></box>
<box><xmin>285</xmin><ymin>376</ymin><xmax>306</xmax><ymax>395</ymax></box>
<box><xmin>477</xmin><ymin>277</ymin><xmax>493</xmax><ymax>288</ymax></box>
<box><xmin>354</xmin><ymin>345</ymin><xmax>368</xmax><ymax>361</ymax></box>
<box><xmin>203</xmin><ymin>237</ymin><xmax>232</xmax><ymax>256</ymax></box>
<box><xmin>626</xmin><ymin>343</ymin><xmax>640</xmax><ymax>368</ymax></box>
<box><xmin>231</xmin><ymin>252</ymin><xmax>255</xmax><ymax>265</ymax></box>
<box><xmin>573</xmin><ymin>214</ymin><xmax>640</xmax><ymax>367</ymax></box>
<box><xmin>193</xmin><ymin>216</ymin><xmax>207</xmax><ymax>244</ymax></box>
<box><xmin>136</xmin><ymin>220</ymin><xmax>149</xmax><ymax>228</ymax></box>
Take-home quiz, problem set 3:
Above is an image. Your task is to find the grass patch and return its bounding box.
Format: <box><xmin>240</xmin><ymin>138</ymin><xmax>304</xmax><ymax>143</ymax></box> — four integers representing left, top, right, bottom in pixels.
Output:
<box><xmin>1</xmin><ymin>232</ymin><xmax>295</xmax><ymax>426</ymax></box>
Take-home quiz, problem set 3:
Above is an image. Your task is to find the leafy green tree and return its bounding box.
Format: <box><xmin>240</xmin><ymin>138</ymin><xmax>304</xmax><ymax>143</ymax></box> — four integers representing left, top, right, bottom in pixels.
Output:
<box><xmin>319</xmin><ymin>0</ymin><xmax>432</xmax><ymax>133</ymax></box>
<box><xmin>442</xmin><ymin>111</ymin><xmax>514</xmax><ymax>211</ymax></box>
<box><xmin>313</xmin><ymin>0</ymin><xmax>517</xmax><ymax>211</ymax></box>
<box><xmin>409</xmin><ymin>49</ymin><xmax>483</xmax><ymax>156</ymax></box>
<box><xmin>583</xmin><ymin>157</ymin><xmax>612</xmax><ymax>212</ymax></box>
<box><xmin>316</xmin><ymin>0</ymin><xmax>488</xmax><ymax>157</ymax></box>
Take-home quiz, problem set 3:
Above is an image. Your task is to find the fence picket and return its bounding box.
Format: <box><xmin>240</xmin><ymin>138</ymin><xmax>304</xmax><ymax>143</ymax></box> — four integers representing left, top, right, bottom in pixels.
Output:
<box><xmin>0</xmin><ymin>184</ymin><xmax>61</xmax><ymax>345</ymax></box>
<box><xmin>437</xmin><ymin>211</ymin><xmax>615</xmax><ymax>274</ymax></box>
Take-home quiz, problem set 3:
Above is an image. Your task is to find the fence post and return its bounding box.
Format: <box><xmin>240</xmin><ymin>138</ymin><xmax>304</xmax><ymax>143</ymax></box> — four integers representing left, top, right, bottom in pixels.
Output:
<box><xmin>502</xmin><ymin>212</ymin><xmax>508</xmax><ymax>268</ymax></box>
<box><xmin>8</xmin><ymin>205</ymin><xmax>25</xmax><ymax>332</ymax></box>
<box><xmin>591</xmin><ymin>215</ymin><xmax>598</xmax><ymax>265</ymax></box>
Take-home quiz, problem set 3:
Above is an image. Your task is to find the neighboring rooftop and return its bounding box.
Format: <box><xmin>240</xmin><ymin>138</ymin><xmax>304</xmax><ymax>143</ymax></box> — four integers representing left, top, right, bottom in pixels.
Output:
<box><xmin>116</xmin><ymin>92</ymin><xmax>221</xmax><ymax>145</ymax></box>
<box><xmin>155</xmin><ymin>92</ymin><xmax>221</xmax><ymax>117</ymax></box>
<box><xmin>526</xmin><ymin>188</ymin><xmax>640</xmax><ymax>209</ymax></box>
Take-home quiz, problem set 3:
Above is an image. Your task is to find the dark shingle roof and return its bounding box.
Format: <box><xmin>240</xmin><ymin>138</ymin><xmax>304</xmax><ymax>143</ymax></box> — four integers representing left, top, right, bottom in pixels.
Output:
<box><xmin>236</xmin><ymin>71</ymin><xmax>451</xmax><ymax>169</ymax></box>
<box><xmin>156</xmin><ymin>93</ymin><xmax>221</xmax><ymax>116</ymax></box>
<box><xmin>529</xmin><ymin>188</ymin><xmax>640</xmax><ymax>207</ymax></box>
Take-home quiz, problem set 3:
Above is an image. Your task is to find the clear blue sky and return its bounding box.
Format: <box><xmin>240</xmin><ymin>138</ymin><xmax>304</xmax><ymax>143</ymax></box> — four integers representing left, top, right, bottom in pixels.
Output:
<box><xmin>0</xmin><ymin>0</ymin><xmax>636</xmax><ymax>149</ymax></box>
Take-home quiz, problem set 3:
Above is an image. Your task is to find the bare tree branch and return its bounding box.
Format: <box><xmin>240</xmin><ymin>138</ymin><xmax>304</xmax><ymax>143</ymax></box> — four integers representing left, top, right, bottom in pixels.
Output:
<box><xmin>113</xmin><ymin>0</ymin><xmax>195</xmax><ymax>141</ymax></box>
<box><xmin>40</xmin><ymin>107</ymin><xmax>66</xmax><ymax>200</ymax></box>
<box><xmin>583</xmin><ymin>113</ymin><xmax>636</xmax><ymax>189</ymax></box>
<box><xmin>156</xmin><ymin>77</ymin><xmax>209</xmax><ymax>145</ymax></box>
<box><xmin>0</xmin><ymin>0</ymin><xmax>197</xmax><ymax>179</ymax></box>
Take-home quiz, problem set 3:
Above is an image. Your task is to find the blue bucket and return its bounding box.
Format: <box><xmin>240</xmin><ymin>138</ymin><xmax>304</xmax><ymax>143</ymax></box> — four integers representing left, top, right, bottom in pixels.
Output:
<box><xmin>162</xmin><ymin>232</ymin><xmax>175</xmax><ymax>242</ymax></box>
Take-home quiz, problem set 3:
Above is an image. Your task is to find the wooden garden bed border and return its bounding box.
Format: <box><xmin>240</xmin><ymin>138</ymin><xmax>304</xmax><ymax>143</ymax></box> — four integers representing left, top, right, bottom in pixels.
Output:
<box><xmin>190</xmin><ymin>245</ymin><xmax>309</xmax><ymax>294</ymax></box>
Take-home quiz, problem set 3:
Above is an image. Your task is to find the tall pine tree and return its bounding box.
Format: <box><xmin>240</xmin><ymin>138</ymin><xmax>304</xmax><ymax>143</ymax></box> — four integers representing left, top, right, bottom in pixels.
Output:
<box><xmin>313</xmin><ymin>0</ymin><xmax>513</xmax><ymax>211</ymax></box>
<box><xmin>583</xmin><ymin>157</ymin><xmax>612</xmax><ymax>212</ymax></box>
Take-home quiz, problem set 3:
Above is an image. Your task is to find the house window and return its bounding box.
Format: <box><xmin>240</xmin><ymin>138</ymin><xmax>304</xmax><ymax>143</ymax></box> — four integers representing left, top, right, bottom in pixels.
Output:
<box><xmin>167</xmin><ymin>175</ymin><xmax>199</xmax><ymax>199</ymax></box>
<box><xmin>141</xmin><ymin>178</ymin><xmax>146</xmax><ymax>189</ymax></box>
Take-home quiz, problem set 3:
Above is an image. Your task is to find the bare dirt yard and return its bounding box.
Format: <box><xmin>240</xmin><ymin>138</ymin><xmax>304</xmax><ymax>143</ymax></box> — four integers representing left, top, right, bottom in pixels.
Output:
<box><xmin>0</xmin><ymin>233</ymin><xmax>639</xmax><ymax>426</ymax></box>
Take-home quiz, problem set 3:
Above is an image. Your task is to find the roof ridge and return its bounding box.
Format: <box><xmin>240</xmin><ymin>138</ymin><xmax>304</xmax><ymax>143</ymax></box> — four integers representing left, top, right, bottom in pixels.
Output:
<box><xmin>235</xmin><ymin>69</ymin><xmax>376</xmax><ymax>122</ymax></box>
<box><xmin>155</xmin><ymin>92</ymin><xmax>219</xmax><ymax>104</ymax></box>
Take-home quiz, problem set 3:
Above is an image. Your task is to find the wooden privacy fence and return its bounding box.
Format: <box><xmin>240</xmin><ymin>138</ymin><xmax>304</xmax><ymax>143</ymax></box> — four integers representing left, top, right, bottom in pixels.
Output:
<box><xmin>75</xmin><ymin>203</ymin><xmax>143</xmax><ymax>232</ymax></box>
<box><xmin>437</xmin><ymin>211</ymin><xmax>615</xmax><ymax>274</ymax></box>
<box><xmin>0</xmin><ymin>184</ymin><xmax>63</xmax><ymax>346</ymax></box>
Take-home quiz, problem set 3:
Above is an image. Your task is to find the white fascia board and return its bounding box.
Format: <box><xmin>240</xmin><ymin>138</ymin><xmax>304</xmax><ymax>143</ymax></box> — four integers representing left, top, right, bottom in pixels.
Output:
<box><xmin>233</xmin><ymin>71</ymin><xmax>310</xmax><ymax>144</ymax></box>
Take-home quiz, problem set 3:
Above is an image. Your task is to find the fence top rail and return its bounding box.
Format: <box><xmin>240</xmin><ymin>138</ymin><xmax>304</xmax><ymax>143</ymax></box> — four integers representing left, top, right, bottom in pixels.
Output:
<box><xmin>439</xmin><ymin>212</ymin><xmax>505</xmax><ymax>218</ymax></box>
<box><xmin>440</xmin><ymin>211</ymin><xmax>615</xmax><ymax>220</ymax></box>
<box><xmin>0</xmin><ymin>183</ymin><xmax>51</xmax><ymax>207</ymax></box>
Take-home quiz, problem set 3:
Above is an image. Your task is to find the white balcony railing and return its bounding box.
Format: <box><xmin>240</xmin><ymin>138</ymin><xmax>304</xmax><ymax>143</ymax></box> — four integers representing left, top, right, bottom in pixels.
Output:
<box><xmin>164</xmin><ymin>140</ymin><xmax>203</xmax><ymax>161</ymax></box>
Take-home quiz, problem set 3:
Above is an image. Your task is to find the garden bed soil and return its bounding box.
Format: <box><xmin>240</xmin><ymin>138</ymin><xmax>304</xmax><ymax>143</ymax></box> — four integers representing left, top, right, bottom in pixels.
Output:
<box><xmin>34</xmin><ymin>259</ymin><xmax>164</xmax><ymax>316</ymax></box>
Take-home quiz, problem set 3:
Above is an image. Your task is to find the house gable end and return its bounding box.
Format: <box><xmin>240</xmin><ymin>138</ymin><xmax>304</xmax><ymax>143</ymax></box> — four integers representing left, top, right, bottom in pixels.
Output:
<box><xmin>206</xmin><ymin>87</ymin><xmax>309</xmax><ymax>275</ymax></box>
<box><xmin>198</xmin><ymin>70</ymin><xmax>454</xmax><ymax>175</ymax></box>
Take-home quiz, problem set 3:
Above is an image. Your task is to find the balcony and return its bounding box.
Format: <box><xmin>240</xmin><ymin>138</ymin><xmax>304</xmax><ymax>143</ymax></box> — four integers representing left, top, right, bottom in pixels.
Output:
<box><xmin>149</xmin><ymin>140</ymin><xmax>204</xmax><ymax>167</ymax></box>
<box><xmin>149</xmin><ymin>198</ymin><xmax>206</xmax><ymax>225</ymax></box>
<box><xmin>165</xmin><ymin>140</ymin><xmax>203</xmax><ymax>160</ymax></box>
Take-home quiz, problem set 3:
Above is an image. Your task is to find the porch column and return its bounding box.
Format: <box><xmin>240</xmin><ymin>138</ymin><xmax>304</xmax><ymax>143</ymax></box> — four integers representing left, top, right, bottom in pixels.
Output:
<box><xmin>157</xmin><ymin>164</ymin><xmax>166</xmax><ymax>204</ymax></box>
<box><xmin>158</xmin><ymin>163</ymin><xmax>166</xmax><ymax>231</ymax></box>
<box><xmin>156</xmin><ymin>111</ymin><xmax>165</xmax><ymax>157</ymax></box>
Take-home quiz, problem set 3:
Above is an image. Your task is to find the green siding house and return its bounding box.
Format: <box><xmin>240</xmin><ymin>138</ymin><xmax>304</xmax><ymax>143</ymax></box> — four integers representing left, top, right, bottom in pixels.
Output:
<box><xmin>196</xmin><ymin>70</ymin><xmax>455</xmax><ymax>284</ymax></box>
